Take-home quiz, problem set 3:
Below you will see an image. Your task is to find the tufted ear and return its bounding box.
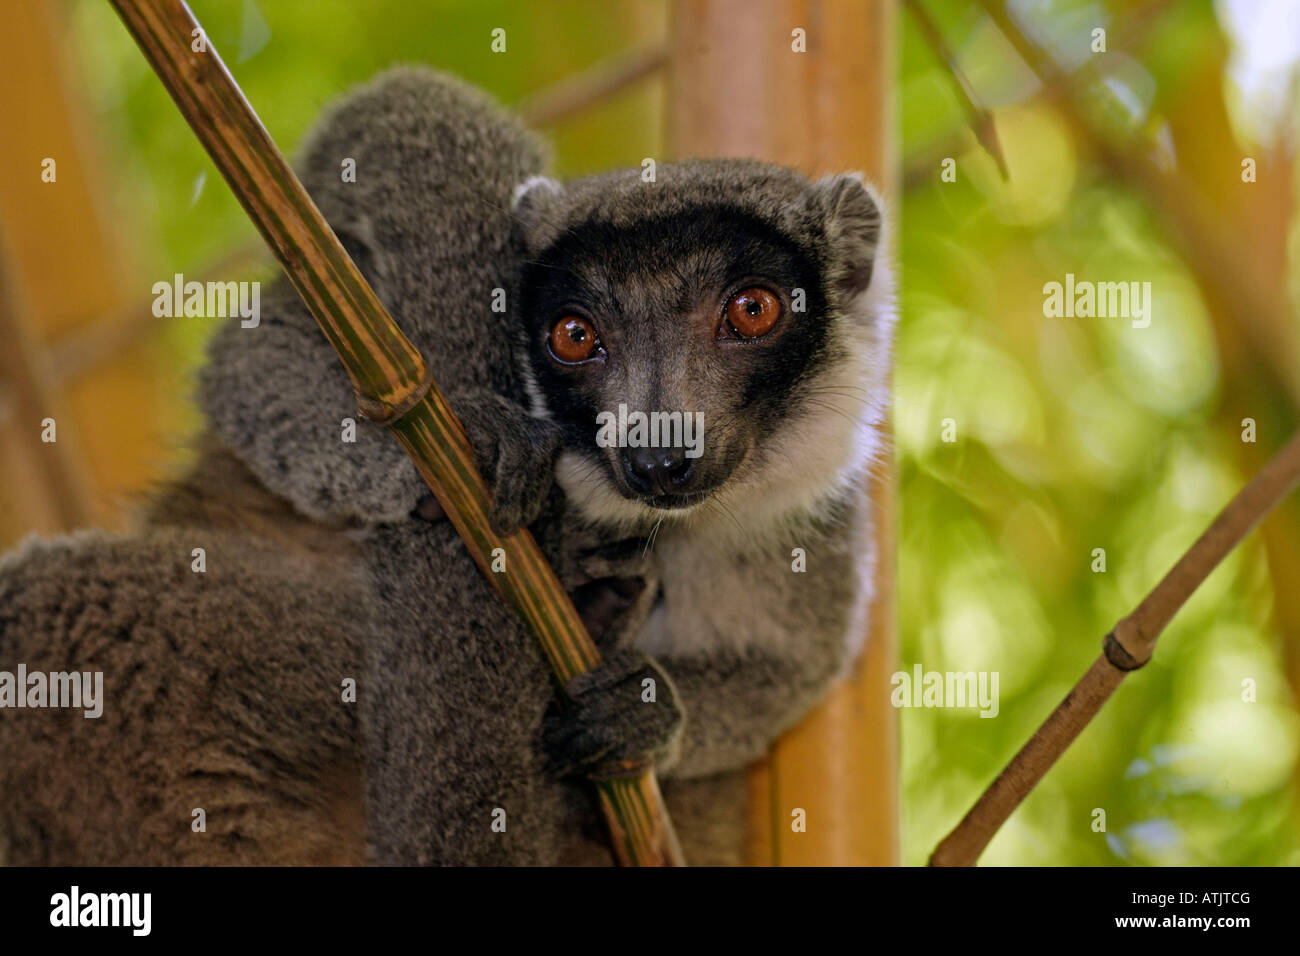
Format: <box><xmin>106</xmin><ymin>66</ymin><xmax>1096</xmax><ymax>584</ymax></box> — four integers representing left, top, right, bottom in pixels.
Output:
<box><xmin>805</xmin><ymin>172</ymin><xmax>883</xmax><ymax>299</ymax></box>
<box><xmin>510</xmin><ymin>175</ymin><xmax>567</xmax><ymax>257</ymax></box>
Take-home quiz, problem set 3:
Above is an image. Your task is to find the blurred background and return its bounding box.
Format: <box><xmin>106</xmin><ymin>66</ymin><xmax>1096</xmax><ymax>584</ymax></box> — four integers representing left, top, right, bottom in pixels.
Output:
<box><xmin>0</xmin><ymin>0</ymin><xmax>1296</xmax><ymax>865</ymax></box>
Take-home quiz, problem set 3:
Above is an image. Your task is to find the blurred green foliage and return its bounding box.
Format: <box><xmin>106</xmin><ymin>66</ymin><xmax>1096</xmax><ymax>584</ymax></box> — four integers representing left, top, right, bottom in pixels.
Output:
<box><xmin>71</xmin><ymin>0</ymin><xmax>1297</xmax><ymax>865</ymax></box>
<box><xmin>899</xmin><ymin>0</ymin><xmax>1297</xmax><ymax>865</ymax></box>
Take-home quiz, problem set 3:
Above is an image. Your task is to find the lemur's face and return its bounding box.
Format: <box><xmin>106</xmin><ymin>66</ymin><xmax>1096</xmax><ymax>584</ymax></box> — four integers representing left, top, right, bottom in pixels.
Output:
<box><xmin>514</xmin><ymin>161</ymin><xmax>891</xmax><ymax>531</ymax></box>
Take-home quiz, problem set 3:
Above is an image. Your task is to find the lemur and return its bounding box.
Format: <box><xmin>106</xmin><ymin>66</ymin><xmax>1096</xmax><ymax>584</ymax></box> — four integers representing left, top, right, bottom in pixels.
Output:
<box><xmin>0</xmin><ymin>68</ymin><xmax>892</xmax><ymax>866</ymax></box>
<box><xmin>510</xmin><ymin>160</ymin><xmax>892</xmax><ymax>784</ymax></box>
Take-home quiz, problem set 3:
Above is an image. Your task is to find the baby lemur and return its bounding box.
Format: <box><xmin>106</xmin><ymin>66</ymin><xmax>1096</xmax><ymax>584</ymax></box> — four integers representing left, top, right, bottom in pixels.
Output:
<box><xmin>0</xmin><ymin>68</ymin><xmax>891</xmax><ymax>865</ymax></box>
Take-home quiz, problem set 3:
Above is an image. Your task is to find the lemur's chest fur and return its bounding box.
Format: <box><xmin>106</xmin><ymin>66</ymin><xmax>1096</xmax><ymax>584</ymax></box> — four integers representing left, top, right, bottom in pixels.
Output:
<box><xmin>634</xmin><ymin>490</ymin><xmax>874</xmax><ymax>663</ymax></box>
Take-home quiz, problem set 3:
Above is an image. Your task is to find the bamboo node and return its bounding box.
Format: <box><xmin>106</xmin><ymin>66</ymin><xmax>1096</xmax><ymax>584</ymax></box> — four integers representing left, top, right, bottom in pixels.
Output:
<box><xmin>1103</xmin><ymin>629</ymin><xmax>1148</xmax><ymax>671</ymax></box>
<box><xmin>354</xmin><ymin>362</ymin><xmax>436</xmax><ymax>425</ymax></box>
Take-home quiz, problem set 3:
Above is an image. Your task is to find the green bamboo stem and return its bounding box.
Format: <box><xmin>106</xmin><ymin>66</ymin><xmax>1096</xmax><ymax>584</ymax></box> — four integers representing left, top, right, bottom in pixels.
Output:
<box><xmin>109</xmin><ymin>0</ymin><xmax>683</xmax><ymax>867</ymax></box>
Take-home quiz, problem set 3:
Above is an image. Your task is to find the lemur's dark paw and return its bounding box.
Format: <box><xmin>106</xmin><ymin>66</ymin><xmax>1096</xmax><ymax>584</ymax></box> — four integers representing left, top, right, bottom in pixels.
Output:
<box><xmin>543</xmin><ymin>648</ymin><xmax>683</xmax><ymax>778</ymax></box>
<box><xmin>449</xmin><ymin>388</ymin><xmax>562</xmax><ymax>535</ymax></box>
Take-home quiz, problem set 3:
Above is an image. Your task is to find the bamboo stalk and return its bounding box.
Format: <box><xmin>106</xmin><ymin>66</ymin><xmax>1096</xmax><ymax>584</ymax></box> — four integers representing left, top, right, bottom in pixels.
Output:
<box><xmin>931</xmin><ymin>430</ymin><xmax>1300</xmax><ymax>866</ymax></box>
<box><xmin>108</xmin><ymin>0</ymin><xmax>683</xmax><ymax>866</ymax></box>
<box><xmin>669</xmin><ymin>0</ymin><xmax>899</xmax><ymax>866</ymax></box>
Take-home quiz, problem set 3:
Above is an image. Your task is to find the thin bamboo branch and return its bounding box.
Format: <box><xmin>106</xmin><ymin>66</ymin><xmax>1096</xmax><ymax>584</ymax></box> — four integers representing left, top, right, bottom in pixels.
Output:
<box><xmin>931</xmin><ymin>430</ymin><xmax>1300</xmax><ymax>866</ymax></box>
<box><xmin>926</xmin><ymin>0</ymin><xmax>1300</xmax><ymax>866</ymax></box>
<box><xmin>108</xmin><ymin>0</ymin><xmax>683</xmax><ymax>866</ymax></box>
<box><xmin>904</xmin><ymin>0</ymin><xmax>1008</xmax><ymax>179</ymax></box>
<box><xmin>518</xmin><ymin>43</ymin><xmax>667</xmax><ymax>128</ymax></box>
<box><xmin>976</xmin><ymin>5</ymin><xmax>1300</xmax><ymax>784</ymax></box>
<box><xmin>900</xmin><ymin>0</ymin><xmax>1175</xmax><ymax>191</ymax></box>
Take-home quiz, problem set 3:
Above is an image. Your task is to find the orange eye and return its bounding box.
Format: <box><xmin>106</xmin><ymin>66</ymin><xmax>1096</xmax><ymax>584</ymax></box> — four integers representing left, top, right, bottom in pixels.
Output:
<box><xmin>549</xmin><ymin>315</ymin><xmax>600</xmax><ymax>363</ymax></box>
<box><xmin>723</xmin><ymin>287</ymin><xmax>782</xmax><ymax>339</ymax></box>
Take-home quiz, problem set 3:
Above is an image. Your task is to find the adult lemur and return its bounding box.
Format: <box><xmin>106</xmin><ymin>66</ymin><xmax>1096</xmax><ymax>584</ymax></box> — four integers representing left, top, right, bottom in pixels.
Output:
<box><xmin>0</xmin><ymin>68</ymin><xmax>891</xmax><ymax>865</ymax></box>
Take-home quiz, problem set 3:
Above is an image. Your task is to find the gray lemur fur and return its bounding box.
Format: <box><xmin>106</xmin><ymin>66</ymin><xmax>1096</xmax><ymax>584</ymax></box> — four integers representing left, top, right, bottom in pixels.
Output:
<box><xmin>0</xmin><ymin>67</ymin><xmax>891</xmax><ymax>866</ymax></box>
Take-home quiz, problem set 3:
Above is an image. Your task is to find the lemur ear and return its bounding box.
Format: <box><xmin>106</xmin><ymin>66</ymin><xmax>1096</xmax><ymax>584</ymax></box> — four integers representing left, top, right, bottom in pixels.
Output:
<box><xmin>807</xmin><ymin>172</ymin><xmax>883</xmax><ymax>299</ymax></box>
<box><xmin>511</xmin><ymin>175</ymin><xmax>566</xmax><ymax>255</ymax></box>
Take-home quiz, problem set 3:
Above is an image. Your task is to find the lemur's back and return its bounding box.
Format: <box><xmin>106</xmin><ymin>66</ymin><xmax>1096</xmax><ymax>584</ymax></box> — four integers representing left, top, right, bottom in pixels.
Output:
<box><xmin>292</xmin><ymin>67</ymin><xmax>545</xmax><ymax>399</ymax></box>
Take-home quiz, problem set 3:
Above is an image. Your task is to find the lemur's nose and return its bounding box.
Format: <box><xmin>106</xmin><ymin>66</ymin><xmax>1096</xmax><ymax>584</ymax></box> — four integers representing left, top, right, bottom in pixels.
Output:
<box><xmin>622</xmin><ymin>445</ymin><xmax>693</xmax><ymax>495</ymax></box>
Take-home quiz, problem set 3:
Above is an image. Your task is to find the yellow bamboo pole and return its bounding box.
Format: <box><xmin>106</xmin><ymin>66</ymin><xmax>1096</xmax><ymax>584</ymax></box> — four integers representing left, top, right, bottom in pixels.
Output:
<box><xmin>0</xmin><ymin>230</ymin><xmax>93</xmax><ymax>531</ymax></box>
<box><xmin>669</xmin><ymin>0</ymin><xmax>899</xmax><ymax>866</ymax></box>
<box><xmin>108</xmin><ymin>0</ymin><xmax>683</xmax><ymax>866</ymax></box>
<box><xmin>0</xmin><ymin>0</ymin><xmax>143</xmax><ymax>540</ymax></box>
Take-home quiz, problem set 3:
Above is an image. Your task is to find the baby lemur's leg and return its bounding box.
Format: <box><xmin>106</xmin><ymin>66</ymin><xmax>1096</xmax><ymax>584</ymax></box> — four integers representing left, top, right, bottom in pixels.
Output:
<box><xmin>358</xmin><ymin>520</ymin><xmax>573</xmax><ymax>864</ymax></box>
<box><xmin>447</xmin><ymin>385</ymin><xmax>563</xmax><ymax>536</ymax></box>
